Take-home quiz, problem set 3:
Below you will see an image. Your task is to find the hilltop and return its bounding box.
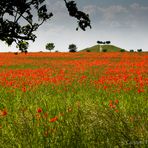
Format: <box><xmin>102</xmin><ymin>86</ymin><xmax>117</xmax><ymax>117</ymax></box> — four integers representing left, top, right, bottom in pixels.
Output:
<box><xmin>79</xmin><ymin>45</ymin><xmax>125</xmax><ymax>52</ymax></box>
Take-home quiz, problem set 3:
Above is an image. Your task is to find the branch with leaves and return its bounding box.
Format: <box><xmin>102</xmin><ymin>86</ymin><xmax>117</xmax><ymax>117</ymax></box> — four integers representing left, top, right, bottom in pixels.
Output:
<box><xmin>64</xmin><ymin>0</ymin><xmax>91</xmax><ymax>31</ymax></box>
<box><xmin>0</xmin><ymin>0</ymin><xmax>91</xmax><ymax>51</ymax></box>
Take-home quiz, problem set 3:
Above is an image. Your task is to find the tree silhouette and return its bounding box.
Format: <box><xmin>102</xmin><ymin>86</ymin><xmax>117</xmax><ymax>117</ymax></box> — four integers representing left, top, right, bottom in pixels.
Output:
<box><xmin>105</xmin><ymin>41</ymin><xmax>111</xmax><ymax>44</ymax></box>
<box><xmin>45</xmin><ymin>43</ymin><xmax>55</xmax><ymax>52</ymax></box>
<box><xmin>0</xmin><ymin>0</ymin><xmax>91</xmax><ymax>51</ymax></box>
<box><xmin>137</xmin><ymin>49</ymin><xmax>142</xmax><ymax>52</ymax></box>
<box><xmin>64</xmin><ymin>0</ymin><xmax>91</xmax><ymax>31</ymax></box>
<box><xmin>68</xmin><ymin>44</ymin><xmax>77</xmax><ymax>52</ymax></box>
<box><xmin>120</xmin><ymin>49</ymin><xmax>125</xmax><ymax>52</ymax></box>
<box><xmin>130</xmin><ymin>49</ymin><xmax>134</xmax><ymax>52</ymax></box>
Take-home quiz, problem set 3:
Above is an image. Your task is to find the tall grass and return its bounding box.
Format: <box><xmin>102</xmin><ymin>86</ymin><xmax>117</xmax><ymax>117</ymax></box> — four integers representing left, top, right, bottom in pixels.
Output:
<box><xmin>0</xmin><ymin>52</ymin><xmax>148</xmax><ymax>147</ymax></box>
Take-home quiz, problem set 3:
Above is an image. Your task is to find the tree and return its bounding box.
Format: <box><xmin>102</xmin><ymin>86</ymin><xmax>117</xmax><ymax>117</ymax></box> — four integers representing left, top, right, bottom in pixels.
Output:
<box><xmin>16</xmin><ymin>40</ymin><xmax>29</xmax><ymax>53</ymax></box>
<box><xmin>68</xmin><ymin>44</ymin><xmax>77</xmax><ymax>52</ymax></box>
<box><xmin>137</xmin><ymin>49</ymin><xmax>142</xmax><ymax>52</ymax></box>
<box><xmin>97</xmin><ymin>40</ymin><xmax>111</xmax><ymax>52</ymax></box>
<box><xmin>105</xmin><ymin>41</ymin><xmax>111</xmax><ymax>44</ymax></box>
<box><xmin>130</xmin><ymin>49</ymin><xmax>134</xmax><ymax>52</ymax></box>
<box><xmin>97</xmin><ymin>41</ymin><xmax>104</xmax><ymax>44</ymax></box>
<box><xmin>45</xmin><ymin>43</ymin><xmax>55</xmax><ymax>52</ymax></box>
<box><xmin>64</xmin><ymin>0</ymin><xmax>91</xmax><ymax>31</ymax></box>
<box><xmin>0</xmin><ymin>0</ymin><xmax>91</xmax><ymax>51</ymax></box>
<box><xmin>120</xmin><ymin>49</ymin><xmax>125</xmax><ymax>52</ymax></box>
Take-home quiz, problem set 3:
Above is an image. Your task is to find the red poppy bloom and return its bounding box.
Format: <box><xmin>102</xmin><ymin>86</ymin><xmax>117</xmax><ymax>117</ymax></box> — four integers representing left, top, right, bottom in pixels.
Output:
<box><xmin>37</xmin><ymin>108</ymin><xmax>42</xmax><ymax>113</ymax></box>
<box><xmin>0</xmin><ymin>109</ymin><xmax>7</xmax><ymax>116</ymax></box>
<box><xmin>49</xmin><ymin>116</ymin><xmax>58</xmax><ymax>122</ymax></box>
<box><xmin>114</xmin><ymin>99</ymin><xmax>119</xmax><ymax>104</ymax></box>
<box><xmin>22</xmin><ymin>87</ymin><xmax>26</xmax><ymax>92</ymax></box>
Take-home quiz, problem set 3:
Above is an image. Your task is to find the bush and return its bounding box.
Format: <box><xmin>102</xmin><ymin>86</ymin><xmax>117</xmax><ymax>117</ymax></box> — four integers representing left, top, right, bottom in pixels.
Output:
<box><xmin>86</xmin><ymin>49</ymin><xmax>90</xmax><ymax>52</ymax></box>
<box><xmin>102</xmin><ymin>49</ymin><xmax>107</xmax><ymax>52</ymax></box>
<box><xmin>120</xmin><ymin>49</ymin><xmax>125</xmax><ymax>52</ymax></box>
<box><xmin>69</xmin><ymin>44</ymin><xmax>77</xmax><ymax>52</ymax></box>
<box><xmin>130</xmin><ymin>50</ymin><xmax>134</xmax><ymax>52</ymax></box>
<box><xmin>137</xmin><ymin>49</ymin><xmax>142</xmax><ymax>52</ymax></box>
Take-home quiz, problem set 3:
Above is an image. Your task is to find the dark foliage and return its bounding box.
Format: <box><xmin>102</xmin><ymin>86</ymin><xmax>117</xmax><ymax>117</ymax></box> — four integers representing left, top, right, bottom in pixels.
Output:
<box><xmin>68</xmin><ymin>44</ymin><xmax>77</xmax><ymax>52</ymax></box>
<box><xmin>0</xmin><ymin>0</ymin><xmax>91</xmax><ymax>51</ymax></box>
<box><xmin>97</xmin><ymin>41</ymin><xmax>111</xmax><ymax>45</ymax></box>
<box><xmin>137</xmin><ymin>49</ymin><xmax>142</xmax><ymax>52</ymax></box>
<box><xmin>97</xmin><ymin>41</ymin><xmax>104</xmax><ymax>44</ymax></box>
<box><xmin>120</xmin><ymin>49</ymin><xmax>125</xmax><ymax>52</ymax></box>
<box><xmin>105</xmin><ymin>41</ymin><xmax>111</xmax><ymax>44</ymax></box>
<box><xmin>130</xmin><ymin>50</ymin><xmax>134</xmax><ymax>52</ymax></box>
<box><xmin>64</xmin><ymin>0</ymin><xmax>91</xmax><ymax>31</ymax></box>
<box><xmin>102</xmin><ymin>49</ymin><xmax>107</xmax><ymax>52</ymax></box>
<box><xmin>86</xmin><ymin>49</ymin><xmax>90</xmax><ymax>52</ymax></box>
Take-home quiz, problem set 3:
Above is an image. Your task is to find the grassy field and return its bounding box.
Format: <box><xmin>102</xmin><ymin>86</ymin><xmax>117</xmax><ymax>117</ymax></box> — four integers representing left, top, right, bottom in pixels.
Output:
<box><xmin>0</xmin><ymin>52</ymin><xmax>148</xmax><ymax>147</ymax></box>
<box><xmin>80</xmin><ymin>45</ymin><xmax>124</xmax><ymax>52</ymax></box>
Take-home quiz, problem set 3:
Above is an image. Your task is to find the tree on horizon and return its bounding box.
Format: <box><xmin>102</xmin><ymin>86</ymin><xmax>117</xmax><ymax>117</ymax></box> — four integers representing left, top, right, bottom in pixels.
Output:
<box><xmin>45</xmin><ymin>43</ymin><xmax>55</xmax><ymax>52</ymax></box>
<box><xmin>68</xmin><ymin>43</ymin><xmax>77</xmax><ymax>52</ymax></box>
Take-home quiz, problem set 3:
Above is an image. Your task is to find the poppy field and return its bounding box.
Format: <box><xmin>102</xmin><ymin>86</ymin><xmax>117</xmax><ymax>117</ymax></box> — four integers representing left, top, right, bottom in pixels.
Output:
<box><xmin>0</xmin><ymin>52</ymin><xmax>148</xmax><ymax>147</ymax></box>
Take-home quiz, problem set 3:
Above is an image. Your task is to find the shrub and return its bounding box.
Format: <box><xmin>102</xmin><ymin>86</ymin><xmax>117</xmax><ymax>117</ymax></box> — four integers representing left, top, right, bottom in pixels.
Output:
<box><xmin>86</xmin><ymin>49</ymin><xmax>90</xmax><ymax>52</ymax></box>
<box><xmin>120</xmin><ymin>49</ymin><xmax>125</xmax><ymax>52</ymax></box>
<box><xmin>137</xmin><ymin>49</ymin><xmax>142</xmax><ymax>52</ymax></box>
<box><xmin>69</xmin><ymin>44</ymin><xmax>77</xmax><ymax>52</ymax></box>
<box><xmin>102</xmin><ymin>49</ymin><xmax>107</xmax><ymax>52</ymax></box>
<box><xmin>130</xmin><ymin>50</ymin><xmax>134</xmax><ymax>52</ymax></box>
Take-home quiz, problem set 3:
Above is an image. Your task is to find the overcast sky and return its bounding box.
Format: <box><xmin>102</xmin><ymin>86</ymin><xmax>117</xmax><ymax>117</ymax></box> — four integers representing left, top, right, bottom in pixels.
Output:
<box><xmin>0</xmin><ymin>0</ymin><xmax>148</xmax><ymax>52</ymax></box>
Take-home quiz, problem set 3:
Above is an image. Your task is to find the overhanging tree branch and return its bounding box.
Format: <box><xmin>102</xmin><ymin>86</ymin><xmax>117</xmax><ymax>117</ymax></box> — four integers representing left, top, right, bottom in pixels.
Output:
<box><xmin>0</xmin><ymin>0</ymin><xmax>91</xmax><ymax>51</ymax></box>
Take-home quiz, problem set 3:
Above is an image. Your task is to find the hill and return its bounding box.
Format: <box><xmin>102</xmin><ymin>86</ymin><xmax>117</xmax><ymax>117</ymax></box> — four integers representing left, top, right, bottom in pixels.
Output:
<box><xmin>80</xmin><ymin>45</ymin><xmax>125</xmax><ymax>52</ymax></box>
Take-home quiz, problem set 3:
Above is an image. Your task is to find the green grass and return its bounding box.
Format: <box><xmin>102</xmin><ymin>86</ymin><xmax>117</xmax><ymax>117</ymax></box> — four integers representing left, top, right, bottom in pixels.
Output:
<box><xmin>1</xmin><ymin>81</ymin><xmax>148</xmax><ymax>147</ymax></box>
<box><xmin>80</xmin><ymin>45</ymin><xmax>125</xmax><ymax>52</ymax></box>
<box><xmin>0</xmin><ymin>52</ymin><xmax>148</xmax><ymax>147</ymax></box>
<box><xmin>1</xmin><ymin>64</ymin><xmax>39</xmax><ymax>70</ymax></box>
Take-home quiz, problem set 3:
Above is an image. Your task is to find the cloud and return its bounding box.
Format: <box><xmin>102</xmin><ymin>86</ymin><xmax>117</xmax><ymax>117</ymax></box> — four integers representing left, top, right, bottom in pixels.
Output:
<box><xmin>98</xmin><ymin>5</ymin><xmax>128</xmax><ymax>20</ymax></box>
<box><xmin>130</xmin><ymin>3</ymin><xmax>148</xmax><ymax>11</ymax></box>
<box><xmin>82</xmin><ymin>3</ymin><xmax>148</xmax><ymax>30</ymax></box>
<box><xmin>83</xmin><ymin>5</ymin><xmax>97</xmax><ymax>16</ymax></box>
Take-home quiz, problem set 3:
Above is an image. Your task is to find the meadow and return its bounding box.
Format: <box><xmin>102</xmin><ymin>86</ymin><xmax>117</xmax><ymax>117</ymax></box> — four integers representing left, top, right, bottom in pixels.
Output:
<box><xmin>0</xmin><ymin>52</ymin><xmax>148</xmax><ymax>148</ymax></box>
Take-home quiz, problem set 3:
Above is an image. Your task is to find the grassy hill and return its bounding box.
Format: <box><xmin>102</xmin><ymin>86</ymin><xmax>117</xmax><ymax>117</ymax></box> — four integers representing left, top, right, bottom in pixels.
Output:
<box><xmin>80</xmin><ymin>45</ymin><xmax>125</xmax><ymax>52</ymax></box>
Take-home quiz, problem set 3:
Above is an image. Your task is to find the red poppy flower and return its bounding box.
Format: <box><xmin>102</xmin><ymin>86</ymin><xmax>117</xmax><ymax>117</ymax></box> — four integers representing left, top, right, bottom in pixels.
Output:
<box><xmin>37</xmin><ymin>108</ymin><xmax>42</xmax><ymax>113</ymax></box>
<box><xmin>114</xmin><ymin>99</ymin><xmax>119</xmax><ymax>104</ymax></box>
<box><xmin>0</xmin><ymin>109</ymin><xmax>7</xmax><ymax>116</ymax></box>
<box><xmin>49</xmin><ymin>116</ymin><xmax>58</xmax><ymax>122</ymax></box>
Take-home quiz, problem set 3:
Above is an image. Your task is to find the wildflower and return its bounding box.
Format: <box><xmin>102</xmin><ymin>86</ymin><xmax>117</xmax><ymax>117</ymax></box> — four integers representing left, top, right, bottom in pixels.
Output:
<box><xmin>109</xmin><ymin>100</ymin><xmax>113</xmax><ymax>104</ymax></box>
<box><xmin>115</xmin><ymin>109</ymin><xmax>119</xmax><ymax>113</ymax></box>
<box><xmin>37</xmin><ymin>108</ymin><xmax>42</xmax><ymax>113</ymax></box>
<box><xmin>22</xmin><ymin>87</ymin><xmax>26</xmax><ymax>92</ymax></box>
<box><xmin>103</xmin><ymin>86</ymin><xmax>107</xmax><ymax>90</ymax></box>
<box><xmin>109</xmin><ymin>103</ymin><xmax>113</xmax><ymax>108</ymax></box>
<box><xmin>49</xmin><ymin>116</ymin><xmax>58</xmax><ymax>123</ymax></box>
<box><xmin>111</xmin><ymin>105</ymin><xmax>116</xmax><ymax>109</ymax></box>
<box><xmin>114</xmin><ymin>99</ymin><xmax>119</xmax><ymax>104</ymax></box>
<box><xmin>0</xmin><ymin>109</ymin><xmax>7</xmax><ymax>116</ymax></box>
<box><xmin>80</xmin><ymin>75</ymin><xmax>87</xmax><ymax>81</ymax></box>
<box><xmin>137</xmin><ymin>89</ymin><xmax>144</xmax><ymax>93</ymax></box>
